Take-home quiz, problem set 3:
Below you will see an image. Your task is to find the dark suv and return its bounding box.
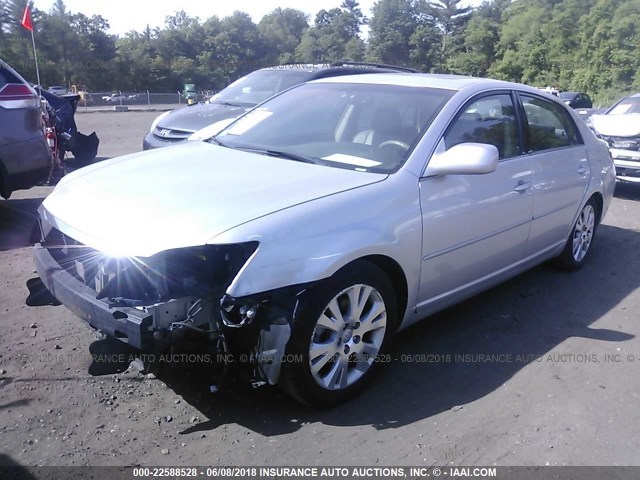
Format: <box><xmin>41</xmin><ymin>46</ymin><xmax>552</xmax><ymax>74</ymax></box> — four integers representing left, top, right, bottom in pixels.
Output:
<box><xmin>0</xmin><ymin>59</ymin><xmax>52</xmax><ymax>198</ymax></box>
<box><xmin>559</xmin><ymin>91</ymin><xmax>593</xmax><ymax>109</ymax></box>
<box><xmin>143</xmin><ymin>62</ymin><xmax>417</xmax><ymax>150</ymax></box>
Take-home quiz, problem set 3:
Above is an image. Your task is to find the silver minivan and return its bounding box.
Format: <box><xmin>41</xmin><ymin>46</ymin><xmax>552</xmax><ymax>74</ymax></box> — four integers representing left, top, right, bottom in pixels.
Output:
<box><xmin>0</xmin><ymin>59</ymin><xmax>52</xmax><ymax>198</ymax></box>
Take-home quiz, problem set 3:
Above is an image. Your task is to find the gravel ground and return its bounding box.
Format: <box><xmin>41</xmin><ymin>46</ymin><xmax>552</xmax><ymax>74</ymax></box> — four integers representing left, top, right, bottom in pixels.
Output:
<box><xmin>2</xmin><ymin>111</ymin><xmax>640</xmax><ymax>468</ymax></box>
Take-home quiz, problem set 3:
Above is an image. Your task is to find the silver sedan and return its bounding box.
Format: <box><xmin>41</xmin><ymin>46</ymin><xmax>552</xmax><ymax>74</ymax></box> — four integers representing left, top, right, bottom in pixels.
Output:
<box><xmin>34</xmin><ymin>74</ymin><xmax>615</xmax><ymax>406</ymax></box>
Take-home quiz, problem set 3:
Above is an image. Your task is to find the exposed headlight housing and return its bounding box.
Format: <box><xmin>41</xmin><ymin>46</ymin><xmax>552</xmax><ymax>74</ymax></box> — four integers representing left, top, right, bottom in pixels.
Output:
<box><xmin>44</xmin><ymin>236</ymin><xmax>261</xmax><ymax>306</ymax></box>
<box><xmin>110</xmin><ymin>242</ymin><xmax>259</xmax><ymax>302</ymax></box>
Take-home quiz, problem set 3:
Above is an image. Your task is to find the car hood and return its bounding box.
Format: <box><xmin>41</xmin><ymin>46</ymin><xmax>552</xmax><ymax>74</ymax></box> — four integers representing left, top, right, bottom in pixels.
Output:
<box><xmin>41</xmin><ymin>142</ymin><xmax>386</xmax><ymax>257</ymax></box>
<box><xmin>591</xmin><ymin>113</ymin><xmax>640</xmax><ymax>137</ymax></box>
<box><xmin>158</xmin><ymin>102</ymin><xmax>251</xmax><ymax>133</ymax></box>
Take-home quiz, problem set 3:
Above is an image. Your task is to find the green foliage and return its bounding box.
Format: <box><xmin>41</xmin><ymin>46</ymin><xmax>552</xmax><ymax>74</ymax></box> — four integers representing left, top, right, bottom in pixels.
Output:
<box><xmin>296</xmin><ymin>1</ymin><xmax>367</xmax><ymax>62</ymax></box>
<box><xmin>259</xmin><ymin>8</ymin><xmax>309</xmax><ymax>64</ymax></box>
<box><xmin>0</xmin><ymin>0</ymin><xmax>639</xmax><ymax>104</ymax></box>
<box><xmin>367</xmin><ymin>0</ymin><xmax>424</xmax><ymax>66</ymax></box>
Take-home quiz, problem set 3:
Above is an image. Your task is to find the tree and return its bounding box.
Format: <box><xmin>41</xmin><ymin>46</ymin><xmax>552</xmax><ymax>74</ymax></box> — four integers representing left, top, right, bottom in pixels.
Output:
<box><xmin>296</xmin><ymin>1</ymin><xmax>367</xmax><ymax>62</ymax></box>
<box><xmin>367</xmin><ymin>0</ymin><xmax>423</xmax><ymax>66</ymax></box>
<box><xmin>1</xmin><ymin>0</ymin><xmax>638</xmax><ymax>105</ymax></box>
<box><xmin>446</xmin><ymin>0</ymin><xmax>510</xmax><ymax>77</ymax></box>
<box><xmin>43</xmin><ymin>0</ymin><xmax>77</xmax><ymax>85</ymax></box>
<box><xmin>259</xmin><ymin>8</ymin><xmax>308</xmax><ymax>64</ymax></box>
<box><xmin>212</xmin><ymin>11</ymin><xmax>268</xmax><ymax>83</ymax></box>
<box><xmin>571</xmin><ymin>0</ymin><xmax>640</xmax><ymax>103</ymax></box>
<box><xmin>429</xmin><ymin>0</ymin><xmax>473</xmax><ymax>68</ymax></box>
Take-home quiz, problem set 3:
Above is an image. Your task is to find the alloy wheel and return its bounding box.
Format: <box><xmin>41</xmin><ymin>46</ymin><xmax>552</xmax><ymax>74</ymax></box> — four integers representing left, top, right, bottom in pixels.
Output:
<box><xmin>572</xmin><ymin>204</ymin><xmax>595</xmax><ymax>263</ymax></box>
<box><xmin>308</xmin><ymin>284</ymin><xmax>387</xmax><ymax>390</ymax></box>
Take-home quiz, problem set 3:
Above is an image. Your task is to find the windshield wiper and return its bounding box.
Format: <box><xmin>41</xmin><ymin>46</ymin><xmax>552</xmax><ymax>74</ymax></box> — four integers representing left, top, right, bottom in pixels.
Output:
<box><xmin>243</xmin><ymin>148</ymin><xmax>317</xmax><ymax>165</ymax></box>
<box><xmin>215</xmin><ymin>101</ymin><xmax>252</xmax><ymax>108</ymax></box>
<box><xmin>208</xmin><ymin>137</ymin><xmax>228</xmax><ymax>147</ymax></box>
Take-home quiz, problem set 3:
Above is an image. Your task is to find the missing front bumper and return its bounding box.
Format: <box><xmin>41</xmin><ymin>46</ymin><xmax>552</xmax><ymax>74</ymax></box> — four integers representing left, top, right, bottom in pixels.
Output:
<box><xmin>34</xmin><ymin>243</ymin><xmax>154</xmax><ymax>349</ymax></box>
<box><xmin>33</xmin><ymin>238</ymin><xmax>304</xmax><ymax>385</ymax></box>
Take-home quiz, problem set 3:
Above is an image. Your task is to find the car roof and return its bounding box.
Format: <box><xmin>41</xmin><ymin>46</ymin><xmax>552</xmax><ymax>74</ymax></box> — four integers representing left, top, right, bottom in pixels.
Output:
<box><xmin>311</xmin><ymin>72</ymin><xmax>535</xmax><ymax>92</ymax></box>
<box><xmin>260</xmin><ymin>62</ymin><xmax>417</xmax><ymax>75</ymax></box>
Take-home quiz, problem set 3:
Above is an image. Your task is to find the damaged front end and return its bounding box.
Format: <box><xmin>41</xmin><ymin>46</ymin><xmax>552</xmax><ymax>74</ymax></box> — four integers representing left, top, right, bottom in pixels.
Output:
<box><xmin>33</xmin><ymin>221</ymin><xmax>304</xmax><ymax>387</ymax></box>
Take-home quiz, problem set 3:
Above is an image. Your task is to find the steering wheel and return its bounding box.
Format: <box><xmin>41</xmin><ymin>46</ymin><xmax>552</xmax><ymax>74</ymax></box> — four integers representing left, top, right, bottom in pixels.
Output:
<box><xmin>378</xmin><ymin>140</ymin><xmax>410</xmax><ymax>151</ymax></box>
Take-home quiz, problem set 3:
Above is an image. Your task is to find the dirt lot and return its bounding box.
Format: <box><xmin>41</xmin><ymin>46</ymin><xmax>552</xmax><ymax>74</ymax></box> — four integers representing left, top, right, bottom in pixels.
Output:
<box><xmin>2</xmin><ymin>110</ymin><xmax>640</xmax><ymax>468</ymax></box>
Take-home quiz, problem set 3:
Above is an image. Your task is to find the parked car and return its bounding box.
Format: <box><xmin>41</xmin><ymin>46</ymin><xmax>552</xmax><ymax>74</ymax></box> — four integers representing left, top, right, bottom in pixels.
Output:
<box><xmin>47</xmin><ymin>85</ymin><xmax>67</xmax><ymax>96</ymax></box>
<box><xmin>538</xmin><ymin>86</ymin><xmax>560</xmax><ymax>97</ymax></box>
<box><xmin>35</xmin><ymin>74</ymin><xmax>615</xmax><ymax>405</ymax></box>
<box><xmin>183</xmin><ymin>83</ymin><xmax>197</xmax><ymax>105</ymax></box>
<box><xmin>102</xmin><ymin>93</ymin><xmax>127</xmax><ymax>103</ymax></box>
<box><xmin>0</xmin><ymin>59</ymin><xmax>52</xmax><ymax>199</ymax></box>
<box><xmin>559</xmin><ymin>91</ymin><xmax>593</xmax><ymax>109</ymax></box>
<box><xmin>590</xmin><ymin>93</ymin><xmax>640</xmax><ymax>183</ymax></box>
<box><xmin>576</xmin><ymin>107</ymin><xmax>605</xmax><ymax>125</ymax></box>
<box><xmin>143</xmin><ymin>62</ymin><xmax>417</xmax><ymax>150</ymax></box>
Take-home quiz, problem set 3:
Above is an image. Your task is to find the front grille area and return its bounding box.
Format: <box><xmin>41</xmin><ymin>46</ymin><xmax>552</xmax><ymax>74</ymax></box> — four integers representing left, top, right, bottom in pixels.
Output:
<box><xmin>604</xmin><ymin>136</ymin><xmax>640</xmax><ymax>151</ymax></box>
<box><xmin>152</xmin><ymin>126</ymin><xmax>192</xmax><ymax>141</ymax></box>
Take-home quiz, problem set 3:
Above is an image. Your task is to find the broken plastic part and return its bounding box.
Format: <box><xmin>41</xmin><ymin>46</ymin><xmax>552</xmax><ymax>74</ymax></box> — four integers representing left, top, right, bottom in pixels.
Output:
<box><xmin>257</xmin><ymin>317</ymin><xmax>291</xmax><ymax>385</ymax></box>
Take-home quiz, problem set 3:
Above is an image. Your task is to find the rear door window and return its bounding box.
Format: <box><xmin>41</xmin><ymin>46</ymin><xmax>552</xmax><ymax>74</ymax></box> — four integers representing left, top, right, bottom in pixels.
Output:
<box><xmin>520</xmin><ymin>94</ymin><xmax>582</xmax><ymax>152</ymax></box>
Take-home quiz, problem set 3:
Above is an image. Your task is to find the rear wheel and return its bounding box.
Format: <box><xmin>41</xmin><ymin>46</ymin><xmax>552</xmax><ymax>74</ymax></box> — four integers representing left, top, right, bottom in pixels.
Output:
<box><xmin>555</xmin><ymin>197</ymin><xmax>600</xmax><ymax>271</ymax></box>
<box><xmin>279</xmin><ymin>261</ymin><xmax>396</xmax><ymax>406</ymax></box>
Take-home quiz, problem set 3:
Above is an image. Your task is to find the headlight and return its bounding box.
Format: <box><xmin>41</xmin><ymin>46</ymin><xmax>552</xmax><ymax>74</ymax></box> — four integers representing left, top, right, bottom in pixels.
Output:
<box><xmin>149</xmin><ymin>111</ymin><xmax>171</xmax><ymax>133</ymax></box>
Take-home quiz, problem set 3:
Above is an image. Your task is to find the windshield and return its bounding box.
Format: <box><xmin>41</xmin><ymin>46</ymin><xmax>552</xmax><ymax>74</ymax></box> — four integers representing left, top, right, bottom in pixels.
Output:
<box><xmin>214</xmin><ymin>82</ymin><xmax>453</xmax><ymax>173</ymax></box>
<box><xmin>559</xmin><ymin>92</ymin><xmax>576</xmax><ymax>101</ymax></box>
<box><xmin>608</xmin><ymin>97</ymin><xmax>640</xmax><ymax>115</ymax></box>
<box><xmin>208</xmin><ymin>69</ymin><xmax>314</xmax><ymax>107</ymax></box>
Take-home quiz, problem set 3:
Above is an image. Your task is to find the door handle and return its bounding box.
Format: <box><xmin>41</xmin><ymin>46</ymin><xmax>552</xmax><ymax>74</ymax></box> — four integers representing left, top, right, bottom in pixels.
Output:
<box><xmin>513</xmin><ymin>180</ymin><xmax>530</xmax><ymax>192</ymax></box>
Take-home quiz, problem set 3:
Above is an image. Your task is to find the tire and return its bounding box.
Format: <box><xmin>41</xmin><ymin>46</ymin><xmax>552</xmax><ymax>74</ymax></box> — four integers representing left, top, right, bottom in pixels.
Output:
<box><xmin>555</xmin><ymin>197</ymin><xmax>600</xmax><ymax>271</ymax></box>
<box><xmin>279</xmin><ymin>261</ymin><xmax>397</xmax><ymax>406</ymax></box>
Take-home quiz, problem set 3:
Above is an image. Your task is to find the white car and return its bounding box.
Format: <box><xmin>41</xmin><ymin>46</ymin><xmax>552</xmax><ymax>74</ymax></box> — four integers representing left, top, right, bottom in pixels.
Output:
<box><xmin>34</xmin><ymin>74</ymin><xmax>615</xmax><ymax>405</ymax></box>
<box><xmin>590</xmin><ymin>93</ymin><xmax>640</xmax><ymax>183</ymax></box>
<box><xmin>102</xmin><ymin>93</ymin><xmax>126</xmax><ymax>103</ymax></box>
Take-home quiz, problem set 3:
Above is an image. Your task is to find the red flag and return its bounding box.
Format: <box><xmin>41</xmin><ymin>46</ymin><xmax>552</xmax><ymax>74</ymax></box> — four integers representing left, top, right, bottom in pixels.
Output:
<box><xmin>21</xmin><ymin>5</ymin><xmax>33</xmax><ymax>31</ymax></box>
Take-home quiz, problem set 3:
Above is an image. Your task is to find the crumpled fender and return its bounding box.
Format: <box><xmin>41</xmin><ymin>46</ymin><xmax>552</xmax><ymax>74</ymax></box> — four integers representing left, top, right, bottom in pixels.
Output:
<box><xmin>210</xmin><ymin>171</ymin><xmax>422</xmax><ymax>304</ymax></box>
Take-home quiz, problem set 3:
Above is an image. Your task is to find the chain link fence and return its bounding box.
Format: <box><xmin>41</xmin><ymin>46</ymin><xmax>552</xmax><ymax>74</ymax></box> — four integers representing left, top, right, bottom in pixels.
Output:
<box><xmin>74</xmin><ymin>91</ymin><xmax>213</xmax><ymax>111</ymax></box>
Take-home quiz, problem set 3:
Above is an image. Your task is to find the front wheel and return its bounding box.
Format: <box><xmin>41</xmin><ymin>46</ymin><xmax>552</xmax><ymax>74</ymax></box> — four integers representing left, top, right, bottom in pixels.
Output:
<box><xmin>555</xmin><ymin>198</ymin><xmax>600</xmax><ymax>271</ymax></box>
<box><xmin>279</xmin><ymin>261</ymin><xmax>397</xmax><ymax>406</ymax></box>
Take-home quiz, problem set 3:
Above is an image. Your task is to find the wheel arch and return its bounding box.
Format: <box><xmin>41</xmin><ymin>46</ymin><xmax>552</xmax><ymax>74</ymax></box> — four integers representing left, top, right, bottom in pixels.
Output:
<box><xmin>589</xmin><ymin>191</ymin><xmax>604</xmax><ymax>224</ymax></box>
<box><xmin>336</xmin><ymin>254</ymin><xmax>409</xmax><ymax>331</ymax></box>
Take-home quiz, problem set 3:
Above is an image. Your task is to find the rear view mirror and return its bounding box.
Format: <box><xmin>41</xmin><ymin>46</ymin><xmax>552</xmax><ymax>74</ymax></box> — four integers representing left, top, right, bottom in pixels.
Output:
<box><xmin>424</xmin><ymin>142</ymin><xmax>499</xmax><ymax>177</ymax></box>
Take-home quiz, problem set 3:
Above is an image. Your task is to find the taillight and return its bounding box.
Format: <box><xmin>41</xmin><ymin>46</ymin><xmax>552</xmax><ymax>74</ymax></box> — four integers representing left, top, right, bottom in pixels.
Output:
<box><xmin>46</xmin><ymin>127</ymin><xmax>56</xmax><ymax>149</ymax></box>
<box><xmin>0</xmin><ymin>83</ymin><xmax>38</xmax><ymax>109</ymax></box>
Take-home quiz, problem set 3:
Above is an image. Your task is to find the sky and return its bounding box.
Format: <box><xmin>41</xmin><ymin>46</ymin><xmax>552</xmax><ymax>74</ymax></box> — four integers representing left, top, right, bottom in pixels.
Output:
<box><xmin>35</xmin><ymin>0</ymin><xmax>484</xmax><ymax>36</ymax></box>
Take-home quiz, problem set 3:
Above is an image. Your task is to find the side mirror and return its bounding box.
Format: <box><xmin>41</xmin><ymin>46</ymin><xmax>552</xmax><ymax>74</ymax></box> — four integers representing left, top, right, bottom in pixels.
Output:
<box><xmin>424</xmin><ymin>142</ymin><xmax>499</xmax><ymax>177</ymax></box>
